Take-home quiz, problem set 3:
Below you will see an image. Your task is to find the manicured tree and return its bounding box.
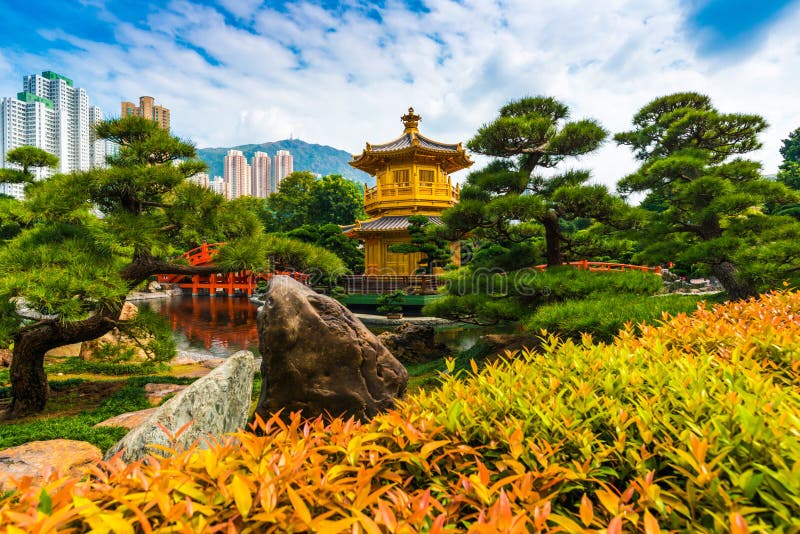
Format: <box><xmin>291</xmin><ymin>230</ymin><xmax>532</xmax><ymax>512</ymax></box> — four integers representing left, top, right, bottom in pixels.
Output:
<box><xmin>0</xmin><ymin>146</ymin><xmax>59</xmax><ymax>184</ymax></box>
<box><xmin>388</xmin><ymin>215</ymin><xmax>453</xmax><ymax>274</ymax></box>
<box><xmin>444</xmin><ymin>96</ymin><xmax>613</xmax><ymax>266</ymax></box>
<box><xmin>429</xmin><ymin>96</ymin><xmax>631</xmax><ymax>324</ymax></box>
<box><xmin>0</xmin><ymin>117</ymin><xmax>343</xmax><ymax>416</ymax></box>
<box><xmin>616</xmin><ymin>92</ymin><xmax>800</xmax><ymax>299</ymax></box>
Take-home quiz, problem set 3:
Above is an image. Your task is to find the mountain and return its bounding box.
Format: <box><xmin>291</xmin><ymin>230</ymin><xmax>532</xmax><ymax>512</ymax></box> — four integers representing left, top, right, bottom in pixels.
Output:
<box><xmin>195</xmin><ymin>139</ymin><xmax>374</xmax><ymax>186</ymax></box>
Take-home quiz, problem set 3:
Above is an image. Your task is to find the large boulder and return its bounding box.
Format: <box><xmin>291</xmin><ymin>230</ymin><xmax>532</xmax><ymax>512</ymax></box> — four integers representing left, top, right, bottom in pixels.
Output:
<box><xmin>104</xmin><ymin>350</ymin><xmax>255</xmax><ymax>463</ymax></box>
<box><xmin>256</xmin><ymin>276</ymin><xmax>407</xmax><ymax>422</ymax></box>
<box><xmin>0</xmin><ymin>440</ymin><xmax>101</xmax><ymax>490</ymax></box>
<box><xmin>377</xmin><ymin>323</ymin><xmax>450</xmax><ymax>364</ymax></box>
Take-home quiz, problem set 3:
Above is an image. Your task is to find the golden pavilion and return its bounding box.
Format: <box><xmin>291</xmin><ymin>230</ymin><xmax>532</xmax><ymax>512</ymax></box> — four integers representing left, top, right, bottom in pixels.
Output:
<box><xmin>346</xmin><ymin>108</ymin><xmax>473</xmax><ymax>275</ymax></box>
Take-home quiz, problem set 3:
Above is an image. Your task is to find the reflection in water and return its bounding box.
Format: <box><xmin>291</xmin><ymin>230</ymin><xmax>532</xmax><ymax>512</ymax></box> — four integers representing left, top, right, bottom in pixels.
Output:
<box><xmin>139</xmin><ymin>295</ymin><xmax>260</xmax><ymax>358</ymax></box>
<box><xmin>140</xmin><ymin>295</ymin><xmax>501</xmax><ymax>360</ymax></box>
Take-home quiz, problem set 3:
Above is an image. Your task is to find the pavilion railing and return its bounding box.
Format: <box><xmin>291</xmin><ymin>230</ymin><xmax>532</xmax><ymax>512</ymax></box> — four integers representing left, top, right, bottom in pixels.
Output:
<box><xmin>341</xmin><ymin>275</ymin><xmax>444</xmax><ymax>295</ymax></box>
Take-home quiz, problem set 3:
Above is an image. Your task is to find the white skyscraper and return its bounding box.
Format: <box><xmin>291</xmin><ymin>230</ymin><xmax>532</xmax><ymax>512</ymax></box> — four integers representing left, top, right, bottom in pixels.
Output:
<box><xmin>0</xmin><ymin>71</ymin><xmax>105</xmax><ymax>199</ymax></box>
<box><xmin>273</xmin><ymin>149</ymin><xmax>293</xmax><ymax>190</ymax></box>
<box><xmin>224</xmin><ymin>149</ymin><xmax>250</xmax><ymax>199</ymax></box>
<box><xmin>250</xmin><ymin>151</ymin><xmax>271</xmax><ymax>198</ymax></box>
<box><xmin>209</xmin><ymin>175</ymin><xmax>226</xmax><ymax>196</ymax></box>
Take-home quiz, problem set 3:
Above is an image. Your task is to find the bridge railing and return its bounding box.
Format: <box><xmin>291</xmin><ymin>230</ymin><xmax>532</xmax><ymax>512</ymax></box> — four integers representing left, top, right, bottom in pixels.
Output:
<box><xmin>182</xmin><ymin>242</ymin><xmax>226</xmax><ymax>266</ymax></box>
<box><xmin>534</xmin><ymin>260</ymin><xmax>662</xmax><ymax>275</ymax></box>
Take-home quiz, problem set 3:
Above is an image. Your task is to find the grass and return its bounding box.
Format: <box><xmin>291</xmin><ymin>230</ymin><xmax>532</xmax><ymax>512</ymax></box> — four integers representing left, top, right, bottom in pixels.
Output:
<box><xmin>0</xmin><ymin>371</ymin><xmax>197</xmax><ymax>453</ymax></box>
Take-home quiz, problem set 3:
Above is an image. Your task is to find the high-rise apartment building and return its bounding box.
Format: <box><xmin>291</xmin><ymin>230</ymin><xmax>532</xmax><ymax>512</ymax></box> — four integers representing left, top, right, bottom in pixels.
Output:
<box><xmin>224</xmin><ymin>150</ymin><xmax>250</xmax><ymax>199</ymax></box>
<box><xmin>0</xmin><ymin>70</ymin><xmax>105</xmax><ymax>199</ymax></box>
<box><xmin>209</xmin><ymin>176</ymin><xmax>226</xmax><ymax>196</ymax></box>
<box><xmin>273</xmin><ymin>149</ymin><xmax>293</xmax><ymax>189</ymax></box>
<box><xmin>187</xmin><ymin>172</ymin><xmax>210</xmax><ymax>188</ymax></box>
<box><xmin>121</xmin><ymin>96</ymin><xmax>170</xmax><ymax>130</ymax></box>
<box><xmin>250</xmin><ymin>151</ymin><xmax>271</xmax><ymax>198</ymax></box>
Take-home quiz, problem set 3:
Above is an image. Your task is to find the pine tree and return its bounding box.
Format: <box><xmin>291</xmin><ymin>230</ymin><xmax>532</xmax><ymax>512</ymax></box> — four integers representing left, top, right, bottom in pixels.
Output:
<box><xmin>443</xmin><ymin>96</ymin><xmax>616</xmax><ymax>266</ymax></box>
<box><xmin>777</xmin><ymin>127</ymin><xmax>800</xmax><ymax>191</ymax></box>
<box><xmin>388</xmin><ymin>215</ymin><xmax>453</xmax><ymax>274</ymax></box>
<box><xmin>0</xmin><ymin>117</ymin><xmax>343</xmax><ymax>416</ymax></box>
<box><xmin>616</xmin><ymin>92</ymin><xmax>800</xmax><ymax>299</ymax></box>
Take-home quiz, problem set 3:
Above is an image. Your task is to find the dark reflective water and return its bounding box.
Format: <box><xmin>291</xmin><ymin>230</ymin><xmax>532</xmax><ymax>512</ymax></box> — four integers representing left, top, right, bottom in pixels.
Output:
<box><xmin>139</xmin><ymin>295</ymin><xmax>496</xmax><ymax>360</ymax></box>
<box><xmin>139</xmin><ymin>295</ymin><xmax>260</xmax><ymax>358</ymax></box>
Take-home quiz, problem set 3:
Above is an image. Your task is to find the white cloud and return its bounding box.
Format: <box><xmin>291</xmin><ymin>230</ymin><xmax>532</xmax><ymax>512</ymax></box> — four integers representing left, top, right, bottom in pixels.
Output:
<box><xmin>3</xmin><ymin>0</ymin><xmax>799</xmax><ymax>186</ymax></box>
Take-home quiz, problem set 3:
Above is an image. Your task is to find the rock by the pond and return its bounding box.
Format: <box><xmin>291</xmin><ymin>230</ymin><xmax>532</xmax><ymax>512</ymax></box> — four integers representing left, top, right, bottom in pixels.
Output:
<box><xmin>95</xmin><ymin>407</ymin><xmax>158</xmax><ymax>429</ymax></box>
<box><xmin>377</xmin><ymin>323</ymin><xmax>450</xmax><ymax>364</ymax></box>
<box><xmin>0</xmin><ymin>440</ymin><xmax>101</xmax><ymax>490</ymax></box>
<box><xmin>0</xmin><ymin>348</ymin><xmax>11</xmax><ymax>367</ymax></box>
<box><xmin>201</xmin><ymin>358</ymin><xmax>226</xmax><ymax>369</ymax></box>
<box><xmin>255</xmin><ymin>276</ymin><xmax>408</xmax><ymax>422</ymax></box>
<box><xmin>104</xmin><ymin>350</ymin><xmax>255</xmax><ymax>463</ymax></box>
<box><xmin>144</xmin><ymin>383</ymin><xmax>188</xmax><ymax>404</ymax></box>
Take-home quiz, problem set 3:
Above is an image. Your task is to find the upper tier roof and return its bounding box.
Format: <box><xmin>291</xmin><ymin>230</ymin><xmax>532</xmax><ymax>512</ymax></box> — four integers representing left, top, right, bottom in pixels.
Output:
<box><xmin>368</xmin><ymin>132</ymin><xmax>462</xmax><ymax>153</ymax></box>
<box><xmin>350</xmin><ymin>107</ymin><xmax>473</xmax><ymax>175</ymax></box>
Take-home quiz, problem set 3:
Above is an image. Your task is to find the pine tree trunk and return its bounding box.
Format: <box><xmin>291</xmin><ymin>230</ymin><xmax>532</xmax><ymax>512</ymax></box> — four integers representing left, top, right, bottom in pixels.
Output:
<box><xmin>710</xmin><ymin>261</ymin><xmax>756</xmax><ymax>301</ymax></box>
<box><xmin>543</xmin><ymin>211</ymin><xmax>563</xmax><ymax>266</ymax></box>
<box><xmin>8</xmin><ymin>325</ymin><xmax>51</xmax><ymax>415</ymax></box>
<box><xmin>7</xmin><ymin>311</ymin><xmax>120</xmax><ymax>417</ymax></box>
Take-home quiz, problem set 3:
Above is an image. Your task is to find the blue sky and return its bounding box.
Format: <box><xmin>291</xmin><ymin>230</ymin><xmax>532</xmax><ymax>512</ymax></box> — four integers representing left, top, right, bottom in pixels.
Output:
<box><xmin>1</xmin><ymin>0</ymin><xmax>799</xmax><ymax>184</ymax></box>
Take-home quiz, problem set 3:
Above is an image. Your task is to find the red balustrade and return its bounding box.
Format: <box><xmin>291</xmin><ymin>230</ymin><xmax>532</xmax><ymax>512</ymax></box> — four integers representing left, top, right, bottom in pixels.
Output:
<box><xmin>156</xmin><ymin>243</ymin><xmax>310</xmax><ymax>296</ymax></box>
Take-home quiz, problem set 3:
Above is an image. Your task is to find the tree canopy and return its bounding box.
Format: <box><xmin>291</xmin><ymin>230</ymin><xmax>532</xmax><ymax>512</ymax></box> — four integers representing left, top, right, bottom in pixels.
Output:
<box><xmin>266</xmin><ymin>172</ymin><xmax>364</xmax><ymax>231</ymax></box>
<box><xmin>616</xmin><ymin>92</ymin><xmax>800</xmax><ymax>299</ymax></box>
<box><xmin>388</xmin><ymin>215</ymin><xmax>453</xmax><ymax>275</ymax></box>
<box><xmin>0</xmin><ymin>117</ymin><xmax>343</xmax><ymax>415</ymax></box>
<box><xmin>778</xmin><ymin>127</ymin><xmax>800</xmax><ymax>191</ymax></box>
<box><xmin>444</xmin><ymin>95</ymin><xmax>617</xmax><ymax>267</ymax></box>
<box><xmin>0</xmin><ymin>146</ymin><xmax>59</xmax><ymax>184</ymax></box>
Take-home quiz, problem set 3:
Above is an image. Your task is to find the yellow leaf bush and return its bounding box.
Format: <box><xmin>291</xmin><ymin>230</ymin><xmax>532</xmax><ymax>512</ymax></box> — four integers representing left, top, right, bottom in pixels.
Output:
<box><xmin>1</xmin><ymin>291</ymin><xmax>799</xmax><ymax>533</ymax></box>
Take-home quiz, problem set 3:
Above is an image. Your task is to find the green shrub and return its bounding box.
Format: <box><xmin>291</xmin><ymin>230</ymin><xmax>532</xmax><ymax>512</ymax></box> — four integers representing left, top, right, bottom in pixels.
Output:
<box><xmin>428</xmin><ymin>265</ymin><xmax>664</xmax><ymax>324</ymax></box>
<box><xmin>525</xmin><ymin>293</ymin><xmax>706</xmax><ymax>341</ymax></box>
<box><xmin>376</xmin><ymin>290</ymin><xmax>406</xmax><ymax>314</ymax></box>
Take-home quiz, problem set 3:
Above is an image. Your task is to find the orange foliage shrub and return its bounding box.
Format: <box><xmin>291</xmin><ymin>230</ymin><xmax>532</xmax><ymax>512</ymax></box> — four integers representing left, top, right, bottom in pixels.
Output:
<box><xmin>1</xmin><ymin>291</ymin><xmax>798</xmax><ymax>533</ymax></box>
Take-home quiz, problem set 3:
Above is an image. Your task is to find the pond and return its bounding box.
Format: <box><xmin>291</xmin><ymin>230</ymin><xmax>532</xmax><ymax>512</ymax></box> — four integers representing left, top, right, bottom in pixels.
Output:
<box><xmin>137</xmin><ymin>295</ymin><xmax>498</xmax><ymax>360</ymax></box>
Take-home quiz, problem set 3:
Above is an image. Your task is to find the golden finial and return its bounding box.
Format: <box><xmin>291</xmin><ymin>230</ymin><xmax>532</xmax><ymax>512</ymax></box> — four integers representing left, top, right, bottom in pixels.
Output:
<box><xmin>401</xmin><ymin>107</ymin><xmax>421</xmax><ymax>132</ymax></box>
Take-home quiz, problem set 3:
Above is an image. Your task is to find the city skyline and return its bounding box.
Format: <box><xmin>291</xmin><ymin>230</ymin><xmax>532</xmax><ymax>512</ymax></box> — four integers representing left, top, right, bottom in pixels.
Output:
<box><xmin>1</xmin><ymin>1</ymin><xmax>799</xmax><ymax>188</ymax></box>
<box><xmin>222</xmin><ymin>147</ymin><xmax>293</xmax><ymax>199</ymax></box>
<box><xmin>0</xmin><ymin>70</ymin><xmax>106</xmax><ymax>199</ymax></box>
<box><xmin>121</xmin><ymin>95</ymin><xmax>171</xmax><ymax>130</ymax></box>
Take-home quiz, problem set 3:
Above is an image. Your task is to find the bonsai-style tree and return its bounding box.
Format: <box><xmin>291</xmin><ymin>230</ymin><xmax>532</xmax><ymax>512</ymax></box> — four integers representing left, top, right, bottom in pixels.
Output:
<box><xmin>376</xmin><ymin>290</ymin><xmax>405</xmax><ymax>316</ymax></box>
<box><xmin>0</xmin><ymin>117</ymin><xmax>344</xmax><ymax>416</ymax></box>
<box><xmin>0</xmin><ymin>146</ymin><xmax>59</xmax><ymax>185</ymax></box>
<box><xmin>388</xmin><ymin>215</ymin><xmax>452</xmax><ymax>274</ymax></box>
<box><xmin>444</xmin><ymin>96</ymin><xmax>615</xmax><ymax>267</ymax></box>
<box><xmin>616</xmin><ymin>92</ymin><xmax>800</xmax><ymax>299</ymax></box>
<box><xmin>427</xmin><ymin>96</ymin><xmax>630</xmax><ymax>324</ymax></box>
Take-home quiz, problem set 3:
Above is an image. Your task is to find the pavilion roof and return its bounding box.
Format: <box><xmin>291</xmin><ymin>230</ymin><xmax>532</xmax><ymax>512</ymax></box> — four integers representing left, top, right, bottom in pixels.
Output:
<box><xmin>350</xmin><ymin>107</ymin><xmax>473</xmax><ymax>175</ymax></box>
<box><xmin>344</xmin><ymin>215</ymin><xmax>444</xmax><ymax>235</ymax></box>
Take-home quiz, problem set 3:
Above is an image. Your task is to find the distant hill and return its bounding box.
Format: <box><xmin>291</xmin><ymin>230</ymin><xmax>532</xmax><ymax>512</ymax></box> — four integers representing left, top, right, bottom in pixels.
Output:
<box><xmin>196</xmin><ymin>139</ymin><xmax>374</xmax><ymax>186</ymax></box>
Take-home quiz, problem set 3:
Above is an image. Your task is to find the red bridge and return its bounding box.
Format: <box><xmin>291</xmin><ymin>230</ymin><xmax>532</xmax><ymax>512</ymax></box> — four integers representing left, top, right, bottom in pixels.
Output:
<box><xmin>534</xmin><ymin>260</ymin><xmax>662</xmax><ymax>275</ymax></box>
<box><xmin>157</xmin><ymin>243</ymin><xmax>309</xmax><ymax>297</ymax></box>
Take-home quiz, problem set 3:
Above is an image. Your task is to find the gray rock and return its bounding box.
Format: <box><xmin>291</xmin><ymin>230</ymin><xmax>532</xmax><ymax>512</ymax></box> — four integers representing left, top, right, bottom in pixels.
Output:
<box><xmin>104</xmin><ymin>350</ymin><xmax>255</xmax><ymax>463</ymax></box>
<box><xmin>255</xmin><ymin>276</ymin><xmax>407</xmax><ymax>422</ymax></box>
